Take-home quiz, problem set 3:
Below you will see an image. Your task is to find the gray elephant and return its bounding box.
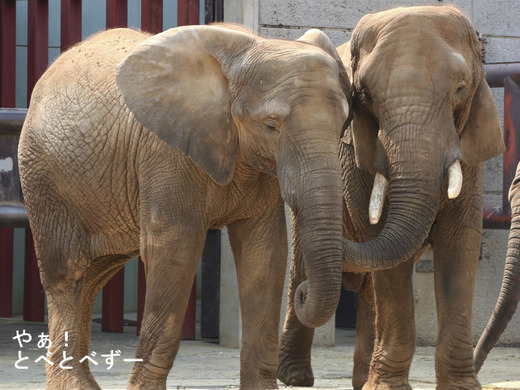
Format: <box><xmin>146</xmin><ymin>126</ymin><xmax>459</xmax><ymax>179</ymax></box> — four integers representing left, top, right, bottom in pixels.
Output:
<box><xmin>474</xmin><ymin>161</ymin><xmax>520</xmax><ymax>372</ymax></box>
<box><xmin>18</xmin><ymin>25</ymin><xmax>351</xmax><ymax>389</ymax></box>
<box><xmin>278</xmin><ymin>6</ymin><xmax>505</xmax><ymax>390</ymax></box>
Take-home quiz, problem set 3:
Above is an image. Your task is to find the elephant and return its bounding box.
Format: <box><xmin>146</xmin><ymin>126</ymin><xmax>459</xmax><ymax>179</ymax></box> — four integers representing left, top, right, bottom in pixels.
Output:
<box><xmin>278</xmin><ymin>5</ymin><xmax>505</xmax><ymax>390</ymax></box>
<box><xmin>474</xmin><ymin>161</ymin><xmax>520</xmax><ymax>372</ymax></box>
<box><xmin>17</xmin><ymin>24</ymin><xmax>352</xmax><ymax>389</ymax></box>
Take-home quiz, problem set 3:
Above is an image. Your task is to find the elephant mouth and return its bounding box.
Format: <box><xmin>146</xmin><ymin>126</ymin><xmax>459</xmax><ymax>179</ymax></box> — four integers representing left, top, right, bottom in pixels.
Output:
<box><xmin>368</xmin><ymin>159</ymin><xmax>463</xmax><ymax>225</ymax></box>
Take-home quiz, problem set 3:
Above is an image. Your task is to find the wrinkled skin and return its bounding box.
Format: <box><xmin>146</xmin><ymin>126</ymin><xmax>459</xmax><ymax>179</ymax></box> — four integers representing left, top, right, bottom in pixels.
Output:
<box><xmin>474</xmin><ymin>161</ymin><xmax>520</xmax><ymax>372</ymax></box>
<box><xmin>278</xmin><ymin>6</ymin><xmax>505</xmax><ymax>390</ymax></box>
<box><xmin>18</xmin><ymin>25</ymin><xmax>351</xmax><ymax>389</ymax></box>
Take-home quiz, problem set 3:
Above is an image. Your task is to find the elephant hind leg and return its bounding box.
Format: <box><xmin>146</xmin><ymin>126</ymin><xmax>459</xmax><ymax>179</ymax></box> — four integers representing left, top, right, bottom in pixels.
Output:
<box><xmin>43</xmin><ymin>252</ymin><xmax>131</xmax><ymax>390</ymax></box>
<box><xmin>352</xmin><ymin>273</ymin><xmax>375</xmax><ymax>390</ymax></box>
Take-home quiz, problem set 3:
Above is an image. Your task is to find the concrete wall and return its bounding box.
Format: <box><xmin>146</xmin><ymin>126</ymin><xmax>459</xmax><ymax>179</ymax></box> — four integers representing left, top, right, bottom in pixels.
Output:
<box><xmin>226</xmin><ymin>0</ymin><xmax>520</xmax><ymax>346</ymax></box>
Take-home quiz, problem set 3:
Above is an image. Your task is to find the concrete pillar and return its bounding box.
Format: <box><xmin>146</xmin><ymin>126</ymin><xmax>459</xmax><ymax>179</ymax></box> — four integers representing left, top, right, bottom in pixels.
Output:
<box><xmin>219</xmin><ymin>206</ymin><xmax>335</xmax><ymax>349</ymax></box>
<box><xmin>219</xmin><ymin>227</ymin><xmax>242</xmax><ymax>348</ymax></box>
<box><xmin>223</xmin><ymin>0</ymin><xmax>259</xmax><ymax>33</ymax></box>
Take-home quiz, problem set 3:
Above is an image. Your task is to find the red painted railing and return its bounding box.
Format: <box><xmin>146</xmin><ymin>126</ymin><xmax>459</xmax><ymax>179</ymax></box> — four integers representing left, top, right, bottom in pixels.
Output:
<box><xmin>60</xmin><ymin>0</ymin><xmax>82</xmax><ymax>52</ymax></box>
<box><xmin>0</xmin><ymin>0</ymin><xmax>205</xmax><ymax>339</ymax></box>
<box><xmin>1</xmin><ymin>0</ymin><xmax>16</xmax><ymax>108</ymax></box>
<box><xmin>482</xmin><ymin>69</ymin><xmax>520</xmax><ymax>229</ymax></box>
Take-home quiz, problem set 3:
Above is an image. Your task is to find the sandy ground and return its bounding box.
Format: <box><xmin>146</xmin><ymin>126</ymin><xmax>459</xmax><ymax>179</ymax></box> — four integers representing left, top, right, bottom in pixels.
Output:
<box><xmin>1</xmin><ymin>316</ymin><xmax>519</xmax><ymax>389</ymax></box>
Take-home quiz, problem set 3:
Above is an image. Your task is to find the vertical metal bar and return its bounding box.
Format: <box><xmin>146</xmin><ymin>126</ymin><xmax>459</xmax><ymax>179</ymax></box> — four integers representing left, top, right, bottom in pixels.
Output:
<box><xmin>102</xmin><ymin>0</ymin><xmax>128</xmax><ymax>333</ymax></box>
<box><xmin>60</xmin><ymin>0</ymin><xmax>82</xmax><ymax>52</ymax></box>
<box><xmin>27</xmin><ymin>0</ymin><xmax>49</xmax><ymax>104</ymax></box>
<box><xmin>178</xmin><ymin>0</ymin><xmax>199</xmax><ymax>26</ymax></box>
<box><xmin>204</xmin><ymin>0</ymin><xmax>223</xmax><ymax>24</ymax></box>
<box><xmin>106</xmin><ymin>0</ymin><xmax>127</xmax><ymax>29</ymax></box>
<box><xmin>177</xmin><ymin>0</ymin><xmax>186</xmax><ymax>26</ymax></box>
<box><xmin>136</xmin><ymin>257</ymin><xmax>146</xmax><ymax>335</ymax></box>
<box><xmin>102</xmin><ymin>268</ymin><xmax>125</xmax><ymax>332</ymax></box>
<box><xmin>204</xmin><ymin>0</ymin><xmax>214</xmax><ymax>25</ymax></box>
<box><xmin>141</xmin><ymin>0</ymin><xmax>162</xmax><ymax>34</ymax></box>
<box><xmin>23</xmin><ymin>229</ymin><xmax>45</xmax><ymax>321</ymax></box>
<box><xmin>181</xmin><ymin>278</ymin><xmax>197</xmax><ymax>339</ymax></box>
<box><xmin>0</xmin><ymin>228</ymin><xmax>14</xmax><ymax>317</ymax></box>
<box><xmin>214</xmin><ymin>0</ymin><xmax>223</xmax><ymax>23</ymax></box>
<box><xmin>1</xmin><ymin>0</ymin><xmax>16</xmax><ymax>107</ymax></box>
<box><xmin>201</xmin><ymin>229</ymin><xmax>220</xmax><ymax>339</ymax></box>
<box><xmin>25</xmin><ymin>0</ymin><xmax>47</xmax><ymax>321</ymax></box>
<box><xmin>0</xmin><ymin>0</ymin><xmax>17</xmax><ymax>320</ymax></box>
<box><xmin>503</xmin><ymin>76</ymin><xmax>520</xmax><ymax>214</ymax></box>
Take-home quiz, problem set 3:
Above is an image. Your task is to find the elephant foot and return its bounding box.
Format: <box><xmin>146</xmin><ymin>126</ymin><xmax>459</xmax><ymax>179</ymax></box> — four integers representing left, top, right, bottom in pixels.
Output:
<box><xmin>46</xmin><ymin>370</ymin><xmax>101</xmax><ymax>390</ymax></box>
<box><xmin>352</xmin><ymin>360</ymin><xmax>370</xmax><ymax>390</ymax></box>
<box><xmin>436</xmin><ymin>378</ymin><xmax>481</xmax><ymax>390</ymax></box>
<box><xmin>276</xmin><ymin>354</ymin><xmax>314</xmax><ymax>387</ymax></box>
<box><xmin>362</xmin><ymin>375</ymin><xmax>411</xmax><ymax>390</ymax></box>
<box><xmin>240</xmin><ymin>378</ymin><xmax>279</xmax><ymax>390</ymax></box>
<box><xmin>127</xmin><ymin>359</ymin><xmax>171</xmax><ymax>390</ymax></box>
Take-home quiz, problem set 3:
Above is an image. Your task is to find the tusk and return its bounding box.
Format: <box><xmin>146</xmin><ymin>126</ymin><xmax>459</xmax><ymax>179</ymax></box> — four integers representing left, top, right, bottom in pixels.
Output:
<box><xmin>448</xmin><ymin>160</ymin><xmax>463</xmax><ymax>199</ymax></box>
<box><xmin>369</xmin><ymin>172</ymin><xmax>389</xmax><ymax>225</ymax></box>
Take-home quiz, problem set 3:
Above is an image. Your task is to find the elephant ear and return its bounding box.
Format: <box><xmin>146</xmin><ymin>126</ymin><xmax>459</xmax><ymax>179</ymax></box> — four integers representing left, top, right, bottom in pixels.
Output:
<box><xmin>116</xmin><ymin>25</ymin><xmax>256</xmax><ymax>185</ymax></box>
<box><xmin>297</xmin><ymin>29</ymin><xmax>353</xmax><ymax>131</ymax></box>
<box><xmin>346</xmin><ymin>26</ymin><xmax>380</xmax><ymax>174</ymax></box>
<box><xmin>336</xmin><ymin>41</ymin><xmax>353</xmax><ymax>83</ymax></box>
<box><xmin>460</xmin><ymin>79</ymin><xmax>505</xmax><ymax>165</ymax></box>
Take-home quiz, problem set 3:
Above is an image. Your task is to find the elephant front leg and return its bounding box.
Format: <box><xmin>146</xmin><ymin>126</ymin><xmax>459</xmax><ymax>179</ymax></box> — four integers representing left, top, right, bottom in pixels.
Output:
<box><xmin>352</xmin><ymin>273</ymin><xmax>375</xmax><ymax>390</ymax></box>
<box><xmin>227</xmin><ymin>199</ymin><xmax>288</xmax><ymax>390</ymax></box>
<box><xmin>433</xmin><ymin>201</ymin><xmax>482</xmax><ymax>389</ymax></box>
<box><xmin>128</xmin><ymin>221</ymin><xmax>207</xmax><ymax>390</ymax></box>
<box><xmin>365</xmin><ymin>260</ymin><xmax>415</xmax><ymax>390</ymax></box>
<box><xmin>277</xmin><ymin>211</ymin><xmax>315</xmax><ymax>387</ymax></box>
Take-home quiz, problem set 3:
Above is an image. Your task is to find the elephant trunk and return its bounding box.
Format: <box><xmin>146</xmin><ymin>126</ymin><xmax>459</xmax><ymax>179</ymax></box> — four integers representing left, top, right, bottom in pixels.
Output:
<box><xmin>343</xmin><ymin>173</ymin><xmax>440</xmax><ymax>270</ymax></box>
<box><xmin>279</xmin><ymin>142</ymin><xmax>343</xmax><ymax>328</ymax></box>
<box><xmin>474</xmin><ymin>202</ymin><xmax>520</xmax><ymax>372</ymax></box>
<box><xmin>343</xmin><ymin>125</ymin><xmax>448</xmax><ymax>271</ymax></box>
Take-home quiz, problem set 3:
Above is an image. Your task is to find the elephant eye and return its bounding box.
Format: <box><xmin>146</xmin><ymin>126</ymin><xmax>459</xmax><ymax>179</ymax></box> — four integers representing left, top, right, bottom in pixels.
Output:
<box><xmin>455</xmin><ymin>80</ymin><xmax>466</xmax><ymax>94</ymax></box>
<box><xmin>360</xmin><ymin>87</ymin><xmax>372</xmax><ymax>102</ymax></box>
<box><xmin>265</xmin><ymin>119</ymin><xmax>280</xmax><ymax>132</ymax></box>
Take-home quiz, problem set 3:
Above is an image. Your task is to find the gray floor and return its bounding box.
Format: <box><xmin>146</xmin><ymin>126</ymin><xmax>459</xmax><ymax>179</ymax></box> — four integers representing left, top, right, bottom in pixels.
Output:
<box><xmin>1</xmin><ymin>316</ymin><xmax>519</xmax><ymax>389</ymax></box>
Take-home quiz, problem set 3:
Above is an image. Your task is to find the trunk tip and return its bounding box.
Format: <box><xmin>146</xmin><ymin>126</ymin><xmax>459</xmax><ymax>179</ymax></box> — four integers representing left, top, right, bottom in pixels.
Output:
<box><xmin>294</xmin><ymin>280</ymin><xmax>337</xmax><ymax>328</ymax></box>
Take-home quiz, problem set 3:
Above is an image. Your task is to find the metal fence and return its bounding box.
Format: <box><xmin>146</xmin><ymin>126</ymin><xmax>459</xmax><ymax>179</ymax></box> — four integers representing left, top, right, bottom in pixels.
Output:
<box><xmin>0</xmin><ymin>0</ymin><xmax>223</xmax><ymax>339</ymax></box>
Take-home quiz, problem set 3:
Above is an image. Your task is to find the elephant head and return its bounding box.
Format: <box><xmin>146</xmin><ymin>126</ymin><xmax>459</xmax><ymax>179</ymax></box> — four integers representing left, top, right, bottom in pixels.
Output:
<box><xmin>115</xmin><ymin>25</ymin><xmax>351</xmax><ymax>327</ymax></box>
<box><xmin>340</xmin><ymin>6</ymin><xmax>505</xmax><ymax>269</ymax></box>
<box><xmin>474</xmin><ymin>162</ymin><xmax>520</xmax><ymax>372</ymax></box>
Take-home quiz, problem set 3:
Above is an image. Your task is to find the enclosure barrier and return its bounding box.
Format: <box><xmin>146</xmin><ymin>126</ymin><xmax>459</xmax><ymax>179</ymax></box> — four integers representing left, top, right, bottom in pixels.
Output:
<box><xmin>0</xmin><ymin>0</ymin><xmax>223</xmax><ymax>339</ymax></box>
<box><xmin>0</xmin><ymin>0</ymin><xmax>518</xmax><ymax>337</ymax></box>
<box><xmin>483</xmin><ymin>63</ymin><xmax>520</xmax><ymax>228</ymax></box>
